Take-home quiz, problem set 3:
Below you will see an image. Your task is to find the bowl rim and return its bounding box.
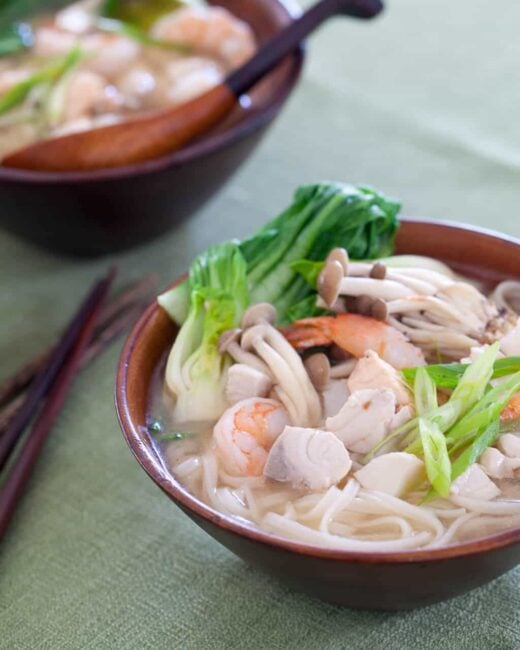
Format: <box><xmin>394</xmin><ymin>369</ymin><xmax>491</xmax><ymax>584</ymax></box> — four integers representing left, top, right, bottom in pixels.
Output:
<box><xmin>115</xmin><ymin>217</ymin><xmax>520</xmax><ymax>565</ymax></box>
<box><xmin>0</xmin><ymin>0</ymin><xmax>304</xmax><ymax>185</ymax></box>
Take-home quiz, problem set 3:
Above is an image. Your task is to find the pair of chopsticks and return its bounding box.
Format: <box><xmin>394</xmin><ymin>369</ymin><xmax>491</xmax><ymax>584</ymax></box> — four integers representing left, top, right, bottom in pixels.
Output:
<box><xmin>0</xmin><ymin>269</ymin><xmax>158</xmax><ymax>539</ymax></box>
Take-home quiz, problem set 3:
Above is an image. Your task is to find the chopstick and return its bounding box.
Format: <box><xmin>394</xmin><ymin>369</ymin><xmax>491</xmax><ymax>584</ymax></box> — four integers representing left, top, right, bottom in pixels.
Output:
<box><xmin>0</xmin><ymin>269</ymin><xmax>115</xmax><ymax>539</ymax></box>
<box><xmin>0</xmin><ymin>274</ymin><xmax>158</xmax><ymax>438</ymax></box>
<box><xmin>0</xmin><ymin>274</ymin><xmax>157</xmax><ymax>410</ymax></box>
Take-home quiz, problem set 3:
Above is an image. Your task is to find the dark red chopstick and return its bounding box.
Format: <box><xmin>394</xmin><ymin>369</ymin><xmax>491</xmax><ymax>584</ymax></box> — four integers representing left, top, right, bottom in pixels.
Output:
<box><xmin>0</xmin><ymin>269</ymin><xmax>115</xmax><ymax>472</ymax></box>
<box><xmin>0</xmin><ymin>268</ymin><xmax>115</xmax><ymax>539</ymax></box>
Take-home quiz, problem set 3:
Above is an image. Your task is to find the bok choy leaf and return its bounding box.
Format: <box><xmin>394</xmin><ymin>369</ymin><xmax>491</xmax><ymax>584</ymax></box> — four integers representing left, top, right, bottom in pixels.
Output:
<box><xmin>160</xmin><ymin>183</ymin><xmax>400</xmax><ymax>326</ymax></box>
<box><xmin>164</xmin><ymin>242</ymin><xmax>249</xmax><ymax>424</ymax></box>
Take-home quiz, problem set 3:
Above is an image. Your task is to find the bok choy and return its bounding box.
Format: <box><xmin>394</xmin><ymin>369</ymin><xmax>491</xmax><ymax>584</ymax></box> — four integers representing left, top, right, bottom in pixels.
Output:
<box><xmin>164</xmin><ymin>242</ymin><xmax>249</xmax><ymax>424</ymax></box>
<box><xmin>160</xmin><ymin>182</ymin><xmax>400</xmax><ymax>326</ymax></box>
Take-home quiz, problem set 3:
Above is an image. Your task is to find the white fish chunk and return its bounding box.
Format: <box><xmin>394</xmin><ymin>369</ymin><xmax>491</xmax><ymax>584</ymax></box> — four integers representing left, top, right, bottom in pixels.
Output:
<box><xmin>322</xmin><ymin>379</ymin><xmax>350</xmax><ymax>418</ymax></box>
<box><xmin>450</xmin><ymin>464</ymin><xmax>500</xmax><ymax>501</ymax></box>
<box><xmin>354</xmin><ymin>452</ymin><xmax>424</xmax><ymax>497</ymax></box>
<box><xmin>347</xmin><ymin>350</ymin><xmax>411</xmax><ymax>406</ymax></box>
<box><xmin>500</xmin><ymin>321</ymin><xmax>520</xmax><ymax>356</ymax></box>
<box><xmin>264</xmin><ymin>426</ymin><xmax>351</xmax><ymax>490</ymax></box>
<box><xmin>479</xmin><ymin>448</ymin><xmax>519</xmax><ymax>479</ymax></box>
<box><xmin>325</xmin><ymin>388</ymin><xmax>396</xmax><ymax>454</ymax></box>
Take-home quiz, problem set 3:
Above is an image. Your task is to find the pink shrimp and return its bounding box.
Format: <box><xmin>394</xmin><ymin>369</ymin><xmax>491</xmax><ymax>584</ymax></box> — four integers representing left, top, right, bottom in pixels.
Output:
<box><xmin>151</xmin><ymin>6</ymin><xmax>256</xmax><ymax>70</ymax></box>
<box><xmin>213</xmin><ymin>398</ymin><xmax>289</xmax><ymax>477</ymax></box>
<box><xmin>282</xmin><ymin>314</ymin><xmax>425</xmax><ymax>370</ymax></box>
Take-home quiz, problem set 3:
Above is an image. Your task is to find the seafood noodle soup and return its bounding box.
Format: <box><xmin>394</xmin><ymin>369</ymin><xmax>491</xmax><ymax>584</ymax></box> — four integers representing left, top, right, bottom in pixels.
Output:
<box><xmin>0</xmin><ymin>0</ymin><xmax>256</xmax><ymax>159</ymax></box>
<box><xmin>150</xmin><ymin>182</ymin><xmax>520</xmax><ymax>552</ymax></box>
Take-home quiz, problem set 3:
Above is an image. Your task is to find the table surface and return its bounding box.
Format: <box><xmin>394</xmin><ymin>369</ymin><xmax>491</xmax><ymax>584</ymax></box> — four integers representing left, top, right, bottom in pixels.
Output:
<box><xmin>2</xmin><ymin>1</ymin><xmax>520</xmax><ymax>648</ymax></box>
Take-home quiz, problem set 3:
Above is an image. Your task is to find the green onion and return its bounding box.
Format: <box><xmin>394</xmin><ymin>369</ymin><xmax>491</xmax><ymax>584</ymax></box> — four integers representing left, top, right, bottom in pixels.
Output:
<box><xmin>445</xmin><ymin>370</ymin><xmax>520</xmax><ymax>450</ymax></box>
<box><xmin>96</xmin><ymin>17</ymin><xmax>190</xmax><ymax>53</ymax></box>
<box><xmin>414</xmin><ymin>366</ymin><xmax>438</xmax><ymax>416</ymax></box>
<box><xmin>450</xmin><ymin>420</ymin><xmax>500</xmax><ymax>481</ymax></box>
<box><xmin>402</xmin><ymin>355</ymin><xmax>520</xmax><ymax>390</ymax></box>
<box><xmin>418</xmin><ymin>417</ymin><xmax>451</xmax><ymax>497</ymax></box>
<box><xmin>0</xmin><ymin>46</ymin><xmax>83</xmax><ymax>117</ymax></box>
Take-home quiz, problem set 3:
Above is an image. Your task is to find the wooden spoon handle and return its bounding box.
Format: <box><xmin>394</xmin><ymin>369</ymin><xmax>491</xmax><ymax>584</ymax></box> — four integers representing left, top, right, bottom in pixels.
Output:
<box><xmin>227</xmin><ymin>0</ymin><xmax>383</xmax><ymax>97</ymax></box>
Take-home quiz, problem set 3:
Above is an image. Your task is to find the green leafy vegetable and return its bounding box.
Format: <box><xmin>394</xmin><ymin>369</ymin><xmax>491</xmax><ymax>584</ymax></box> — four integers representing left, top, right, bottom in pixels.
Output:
<box><xmin>164</xmin><ymin>242</ymin><xmax>249</xmax><ymax>423</ymax></box>
<box><xmin>161</xmin><ymin>183</ymin><xmax>401</xmax><ymax>327</ymax></box>
<box><xmin>241</xmin><ymin>183</ymin><xmax>400</xmax><ymax>323</ymax></box>
<box><xmin>0</xmin><ymin>46</ymin><xmax>82</xmax><ymax>117</ymax></box>
<box><xmin>289</xmin><ymin>259</ymin><xmax>324</xmax><ymax>288</ymax></box>
<box><xmin>418</xmin><ymin>417</ymin><xmax>451</xmax><ymax>497</ymax></box>
<box><xmin>0</xmin><ymin>21</ymin><xmax>33</xmax><ymax>57</ymax></box>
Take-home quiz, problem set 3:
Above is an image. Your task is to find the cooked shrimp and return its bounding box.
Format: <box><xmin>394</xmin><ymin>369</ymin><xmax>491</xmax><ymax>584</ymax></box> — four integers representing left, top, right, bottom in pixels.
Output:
<box><xmin>213</xmin><ymin>398</ymin><xmax>289</xmax><ymax>477</ymax></box>
<box><xmin>152</xmin><ymin>6</ymin><xmax>256</xmax><ymax>69</ymax></box>
<box><xmin>62</xmin><ymin>70</ymin><xmax>124</xmax><ymax>122</ymax></box>
<box><xmin>282</xmin><ymin>314</ymin><xmax>425</xmax><ymax>370</ymax></box>
<box><xmin>501</xmin><ymin>392</ymin><xmax>520</xmax><ymax>423</ymax></box>
<box><xmin>166</xmin><ymin>57</ymin><xmax>224</xmax><ymax>105</ymax></box>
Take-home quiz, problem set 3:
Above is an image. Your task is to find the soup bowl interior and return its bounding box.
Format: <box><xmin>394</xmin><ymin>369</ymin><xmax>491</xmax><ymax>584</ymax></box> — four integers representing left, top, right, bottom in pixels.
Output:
<box><xmin>116</xmin><ymin>219</ymin><xmax>520</xmax><ymax>609</ymax></box>
<box><xmin>0</xmin><ymin>0</ymin><xmax>304</xmax><ymax>256</ymax></box>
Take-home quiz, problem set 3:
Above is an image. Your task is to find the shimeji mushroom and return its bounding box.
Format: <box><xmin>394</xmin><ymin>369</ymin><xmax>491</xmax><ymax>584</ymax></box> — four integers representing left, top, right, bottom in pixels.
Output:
<box><xmin>218</xmin><ymin>328</ymin><xmax>272</xmax><ymax>377</ymax></box>
<box><xmin>264</xmin><ymin>426</ymin><xmax>352</xmax><ymax>490</ymax></box>
<box><xmin>304</xmin><ymin>352</ymin><xmax>350</xmax><ymax>418</ymax></box>
<box><xmin>317</xmin><ymin>248</ymin><xmax>510</xmax><ymax>359</ymax></box>
<box><xmin>240</xmin><ymin>304</ymin><xmax>322</xmax><ymax>427</ymax></box>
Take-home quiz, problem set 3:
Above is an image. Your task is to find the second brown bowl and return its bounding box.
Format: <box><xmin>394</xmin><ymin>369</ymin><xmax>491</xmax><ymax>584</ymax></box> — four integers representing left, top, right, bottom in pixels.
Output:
<box><xmin>0</xmin><ymin>0</ymin><xmax>303</xmax><ymax>256</ymax></box>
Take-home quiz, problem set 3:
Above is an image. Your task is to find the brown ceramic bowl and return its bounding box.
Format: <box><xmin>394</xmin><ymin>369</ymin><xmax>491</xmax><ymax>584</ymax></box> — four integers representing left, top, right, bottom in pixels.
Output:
<box><xmin>116</xmin><ymin>219</ymin><xmax>520</xmax><ymax>610</ymax></box>
<box><xmin>0</xmin><ymin>0</ymin><xmax>303</xmax><ymax>256</ymax></box>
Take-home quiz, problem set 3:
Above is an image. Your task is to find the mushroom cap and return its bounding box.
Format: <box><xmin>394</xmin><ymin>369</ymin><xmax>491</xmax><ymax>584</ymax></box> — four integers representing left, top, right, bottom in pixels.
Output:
<box><xmin>242</xmin><ymin>303</ymin><xmax>277</xmax><ymax>329</ymax></box>
<box><xmin>218</xmin><ymin>328</ymin><xmax>242</xmax><ymax>355</ymax></box>
<box><xmin>304</xmin><ymin>353</ymin><xmax>331</xmax><ymax>390</ymax></box>
<box><xmin>240</xmin><ymin>323</ymin><xmax>268</xmax><ymax>351</ymax></box>
<box><xmin>369</xmin><ymin>262</ymin><xmax>387</xmax><ymax>280</ymax></box>
<box><xmin>326</xmin><ymin>247</ymin><xmax>349</xmax><ymax>274</ymax></box>
<box><xmin>318</xmin><ymin>259</ymin><xmax>344</xmax><ymax>308</ymax></box>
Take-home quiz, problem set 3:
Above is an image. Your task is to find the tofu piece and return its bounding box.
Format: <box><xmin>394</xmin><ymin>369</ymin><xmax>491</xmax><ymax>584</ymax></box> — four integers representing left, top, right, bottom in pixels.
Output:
<box><xmin>325</xmin><ymin>388</ymin><xmax>396</xmax><ymax>454</ymax></box>
<box><xmin>225</xmin><ymin>364</ymin><xmax>272</xmax><ymax>405</ymax></box>
<box><xmin>354</xmin><ymin>452</ymin><xmax>424</xmax><ymax>497</ymax></box>
<box><xmin>450</xmin><ymin>464</ymin><xmax>500</xmax><ymax>501</ymax></box>
<box><xmin>347</xmin><ymin>351</ymin><xmax>411</xmax><ymax>406</ymax></box>
<box><xmin>500</xmin><ymin>322</ymin><xmax>520</xmax><ymax>356</ymax></box>
<box><xmin>497</xmin><ymin>433</ymin><xmax>520</xmax><ymax>459</ymax></box>
<box><xmin>264</xmin><ymin>426</ymin><xmax>351</xmax><ymax>490</ymax></box>
<box><xmin>322</xmin><ymin>379</ymin><xmax>350</xmax><ymax>418</ymax></box>
<box><xmin>479</xmin><ymin>448</ymin><xmax>516</xmax><ymax>479</ymax></box>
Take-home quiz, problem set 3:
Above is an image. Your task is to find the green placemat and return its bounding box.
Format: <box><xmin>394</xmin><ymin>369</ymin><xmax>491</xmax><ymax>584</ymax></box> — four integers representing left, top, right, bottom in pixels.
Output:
<box><xmin>1</xmin><ymin>1</ymin><xmax>520</xmax><ymax>647</ymax></box>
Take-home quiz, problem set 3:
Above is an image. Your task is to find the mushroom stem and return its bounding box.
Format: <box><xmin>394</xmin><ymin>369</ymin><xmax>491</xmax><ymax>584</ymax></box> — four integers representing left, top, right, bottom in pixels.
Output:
<box><xmin>241</xmin><ymin>324</ymin><xmax>322</xmax><ymax>427</ymax></box>
<box><xmin>338</xmin><ymin>277</ymin><xmax>415</xmax><ymax>300</ymax></box>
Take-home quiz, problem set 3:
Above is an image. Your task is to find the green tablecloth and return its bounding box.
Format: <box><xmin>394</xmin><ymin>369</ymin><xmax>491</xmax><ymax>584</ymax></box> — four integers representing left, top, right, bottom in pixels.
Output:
<box><xmin>2</xmin><ymin>1</ymin><xmax>520</xmax><ymax>647</ymax></box>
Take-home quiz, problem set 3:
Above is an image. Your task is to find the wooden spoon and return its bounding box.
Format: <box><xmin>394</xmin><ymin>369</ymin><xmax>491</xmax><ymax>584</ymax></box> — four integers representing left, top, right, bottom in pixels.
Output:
<box><xmin>3</xmin><ymin>0</ymin><xmax>383</xmax><ymax>172</ymax></box>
